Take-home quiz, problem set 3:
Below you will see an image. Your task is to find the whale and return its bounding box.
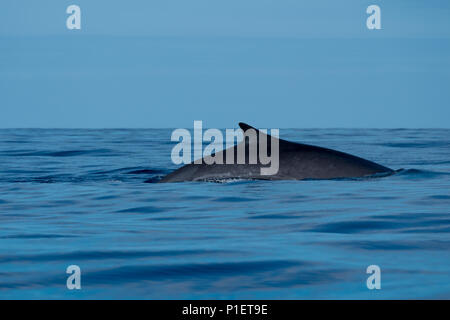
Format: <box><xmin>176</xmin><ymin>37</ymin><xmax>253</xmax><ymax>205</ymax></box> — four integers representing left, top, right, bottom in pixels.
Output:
<box><xmin>159</xmin><ymin>122</ymin><xmax>393</xmax><ymax>183</ymax></box>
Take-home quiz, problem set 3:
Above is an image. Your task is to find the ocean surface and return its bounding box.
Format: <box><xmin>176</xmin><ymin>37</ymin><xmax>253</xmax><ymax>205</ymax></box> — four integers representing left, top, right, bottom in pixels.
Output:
<box><xmin>0</xmin><ymin>128</ymin><xmax>449</xmax><ymax>299</ymax></box>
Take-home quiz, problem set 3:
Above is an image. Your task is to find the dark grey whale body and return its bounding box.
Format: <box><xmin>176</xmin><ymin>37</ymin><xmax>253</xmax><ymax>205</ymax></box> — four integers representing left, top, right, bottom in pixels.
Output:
<box><xmin>159</xmin><ymin>123</ymin><xmax>393</xmax><ymax>183</ymax></box>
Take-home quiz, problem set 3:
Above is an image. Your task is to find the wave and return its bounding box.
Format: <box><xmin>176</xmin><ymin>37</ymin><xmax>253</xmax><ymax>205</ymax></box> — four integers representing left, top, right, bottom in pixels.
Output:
<box><xmin>91</xmin><ymin>167</ymin><xmax>167</xmax><ymax>175</ymax></box>
<box><xmin>2</xmin><ymin>165</ymin><xmax>449</xmax><ymax>184</ymax></box>
<box><xmin>394</xmin><ymin>168</ymin><xmax>450</xmax><ymax>178</ymax></box>
<box><xmin>1</xmin><ymin>149</ymin><xmax>116</xmax><ymax>157</ymax></box>
<box><xmin>1</xmin><ymin>166</ymin><xmax>169</xmax><ymax>184</ymax></box>
<box><xmin>377</xmin><ymin>142</ymin><xmax>450</xmax><ymax>148</ymax></box>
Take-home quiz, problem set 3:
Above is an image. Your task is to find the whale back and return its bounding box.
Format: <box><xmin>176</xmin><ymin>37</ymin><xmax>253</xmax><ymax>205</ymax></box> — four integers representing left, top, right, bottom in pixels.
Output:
<box><xmin>159</xmin><ymin>123</ymin><xmax>392</xmax><ymax>182</ymax></box>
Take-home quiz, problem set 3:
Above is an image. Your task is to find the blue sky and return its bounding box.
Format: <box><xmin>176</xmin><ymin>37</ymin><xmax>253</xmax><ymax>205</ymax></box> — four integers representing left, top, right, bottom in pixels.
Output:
<box><xmin>1</xmin><ymin>0</ymin><xmax>449</xmax><ymax>128</ymax></box>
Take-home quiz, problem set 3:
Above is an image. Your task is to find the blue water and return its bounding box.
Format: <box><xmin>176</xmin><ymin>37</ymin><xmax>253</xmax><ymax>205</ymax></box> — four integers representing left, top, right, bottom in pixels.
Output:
<box><xmin>0</xmin><ymin>128</ymin><xmax>449</xmax><ymax>299</ymax></box>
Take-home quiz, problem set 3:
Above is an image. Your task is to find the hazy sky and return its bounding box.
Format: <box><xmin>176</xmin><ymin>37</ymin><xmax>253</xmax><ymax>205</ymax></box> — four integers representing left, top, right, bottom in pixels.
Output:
<box><xmin>1</xmin><ymin>0</ymin><xmax>449</xmax><ymax>128</ymax></box>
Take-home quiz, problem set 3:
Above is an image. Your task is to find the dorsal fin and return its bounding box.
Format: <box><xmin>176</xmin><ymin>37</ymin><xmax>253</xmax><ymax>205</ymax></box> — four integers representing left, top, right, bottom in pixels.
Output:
<box><xmin>238</xmin><ymin>122</ymin><xmax>268</xmax><ymax>143</ymax></box>
<box><xmin>238</xmin><ymin>122</ymin><xmax>256</xmax><ymax>132</ymax></box>
<box><xmin>239</xmin><ymin>122</ymin><xmax>275</xmax><ymax>140</ymax></box>
<box><xmin>237</xmin><ymin>122</ymin><xmax>300</xmax><ymax>151</ymax></box>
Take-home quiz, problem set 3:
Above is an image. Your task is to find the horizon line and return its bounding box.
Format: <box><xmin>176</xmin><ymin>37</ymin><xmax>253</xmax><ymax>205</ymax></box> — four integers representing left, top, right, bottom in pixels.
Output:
<box><xmin>0</xmin><ymin>127</ymin><xmax>448</xmax><ymax>130</ymax></box>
